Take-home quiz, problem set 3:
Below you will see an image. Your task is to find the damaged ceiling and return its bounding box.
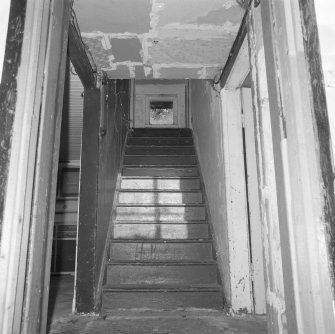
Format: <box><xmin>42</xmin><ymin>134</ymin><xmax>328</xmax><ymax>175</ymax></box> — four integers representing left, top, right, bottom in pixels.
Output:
<box><xmin>73</xmin><ymin>0</ymin><xmax>244</xmax><ymax>79</ymax></box>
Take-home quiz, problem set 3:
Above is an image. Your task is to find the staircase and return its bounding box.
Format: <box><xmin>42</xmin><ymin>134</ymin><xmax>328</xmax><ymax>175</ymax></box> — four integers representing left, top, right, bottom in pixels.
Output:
<box><xmin>102</xmin><ymin>128</ymin><xmax>224</xmax><ymax>310</ymax></box>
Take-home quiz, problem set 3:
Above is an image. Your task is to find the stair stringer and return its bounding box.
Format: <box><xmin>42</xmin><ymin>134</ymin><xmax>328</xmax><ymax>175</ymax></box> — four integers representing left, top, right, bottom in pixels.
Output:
<box><xmin>94</xmin><ymin>129</ymin><xmax>130</xmax><ymax>312</ymax></box>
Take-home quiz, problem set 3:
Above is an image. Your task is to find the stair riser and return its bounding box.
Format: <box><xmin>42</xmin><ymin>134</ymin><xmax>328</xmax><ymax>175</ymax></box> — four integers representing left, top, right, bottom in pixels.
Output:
<box><xmin>120</xmin><ymin>179</ymin><xmax>200</xmax><ymax>190</ymax></box>
<box><xmin>55</xmin><ymin>199</ymin><xmax>78</xmax><ymax>212</ymax></box>
<box><xmin>110</xmin><ymin>242</ymin><xmax>213</xmax><ymax>261</ymax></box>
<box><xmin>118</xmin><ymin>192</ymin><xmax>202</xmax><ymax>205</ymax></box>
<box><xmin>103</xmin><ymin>291</ymin><xmax>223</xmax><ymax>310</ymax></box>
<box><xmin>115</xmin><ymin>206</ymin><xmax>206</xmax><ymax>221</ymax></box>
<box><xmin>113</xmin><ymin>224</ymin><xmax>209</xmax><ymax>239</ymax></box>
<box><xmin>124</xmin><ymin>156</ymin><xmax>197</xmax><ymax>166</ymax></box>
<box><xmin>106</xmin><ymin>264</ymin><xmax>218</xmax><ymax>285</ymax></box>
<box><xmin>127</xmin><ymin>138</ymin><xmax>193</xmax><ymax>146</ymax></box>
<box><xmin>129</xmin><ymin>129</ymin><xmax>192</xmax><ymax>137</ymax></box>
<box><xmin>122</xmin><ymin>167</ymin><xmax>199</xmax><ymax>177</ymax></box>
<box><xmin>126</xmin><ymin>147</ymin><xmax>195</xmax><ymax>155</ymax></box>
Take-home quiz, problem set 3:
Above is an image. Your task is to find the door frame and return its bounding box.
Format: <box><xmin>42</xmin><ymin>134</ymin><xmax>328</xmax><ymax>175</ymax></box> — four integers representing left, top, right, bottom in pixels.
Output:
<box><xmin>0</xmin><ymin>0</ymin><xmax>96</xmax><ymax>332</ymax></box>
<box><xmin>219</xmin><ymin>29</ymin><xmax>265</xmax><ymax>313</ymax></box>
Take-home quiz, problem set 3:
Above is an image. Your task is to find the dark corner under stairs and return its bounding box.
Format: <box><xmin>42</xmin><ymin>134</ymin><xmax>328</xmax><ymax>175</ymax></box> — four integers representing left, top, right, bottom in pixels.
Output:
<box><xmin>102</xmin><ymin>128</ymin><xmax>224</xmax><ymax>311</ymax></box>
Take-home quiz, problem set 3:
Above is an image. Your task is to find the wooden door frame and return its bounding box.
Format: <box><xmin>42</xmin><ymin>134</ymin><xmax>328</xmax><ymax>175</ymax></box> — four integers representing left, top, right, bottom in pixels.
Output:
<box><xmin>219</xmin><ymin>1</ymin><xmax>335</xmax><ymax>332</ymax></box>
<box><xmin>256</xmin><ymin>0</ymin><xmax>335</xmax><ymax>332</ymax></box>
<box><xmin>218</xmin><ymin>12</ymin><xmax>266</xmax><ymax>314</ymax></box>
<box><xmin>0</xmin><ymin>1</ymin><xmax>75</xmax><ymax>333</ymax></box>
<box><xmin>245</xmin><ymin>0</ymin><xmax>334</xmax><ymax>332</ymax></box>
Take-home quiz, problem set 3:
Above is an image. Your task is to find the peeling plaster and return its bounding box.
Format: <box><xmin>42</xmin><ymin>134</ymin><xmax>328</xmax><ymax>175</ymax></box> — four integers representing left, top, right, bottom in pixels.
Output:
<box><xmin>74</xmin><ymin>0</ymin><xmax>243</xmax><ymax>79</ymax></box>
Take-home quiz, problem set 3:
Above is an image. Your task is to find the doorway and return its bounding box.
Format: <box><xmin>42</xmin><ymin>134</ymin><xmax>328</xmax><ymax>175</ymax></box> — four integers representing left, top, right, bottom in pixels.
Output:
<box><xmin>133</xmin><ymin>81</ymin><xmax>186</xmax><ymax>128</ymax></box>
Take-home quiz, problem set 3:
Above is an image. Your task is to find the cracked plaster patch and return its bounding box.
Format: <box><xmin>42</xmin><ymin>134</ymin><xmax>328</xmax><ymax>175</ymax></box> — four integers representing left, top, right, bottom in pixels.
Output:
<box><xmin>77</xmin><ymin>0</ymin><xmax>242</xmax><ymax>79</ymax></box>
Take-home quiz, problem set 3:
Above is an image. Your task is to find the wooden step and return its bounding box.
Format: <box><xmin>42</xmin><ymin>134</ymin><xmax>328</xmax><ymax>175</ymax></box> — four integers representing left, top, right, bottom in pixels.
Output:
<box><xmin>109</xmin><ymin>240</ymin><xmax>213</xmax><ymax>261</ymax></box>
<box><xmin>115</xmin><ymin>205</ymin><xmax>206</xmax><ymax>221</ymax></box>
<box><xmin>125</xmin><ymin>146</ymin><xmax>195</xmax><ymax>156</ymax></box>
<box><xmin>106</xmin><ymin>262</ymin><xmax>219</xmax><ymax>286</ymax></box>
<box><xmin>122</xmin><ymin>166</ymin><xmax>199</xmax><ymax>177</ymax></box>
<box><xmin>112</xmin><ymin>223</ymin><xmax>209</xmax><ymax>239</ymax></box>
<box><xmin>102</xmin><ymin>129</ymin><xmax>224</xmax><ymax>311</ymax></box>
<box><xmin>118</xmin><ymin>191</ymin><xmax>203</xmax><ymax>204</ymax></box>
<box><xmin>120</xmin><ymin>178</ymin><xmax>200</xmax><ymax>190</ymax></box>
<box><xmin>124</xmin><ymin>155</ymin><xmax>197</xmax><ymax>166</ymax></box>
<box><xmin>113</xmin><ymin>220</ymin><xmax>209</xmax><ymax>225</ymax></box>
<box><xmin>103</xmin><ymin>286</ymin><xmax>223</xmax><ymax>310</ymax></box>
<box><xmin>127</xmin><ymin>137</ymin><xmax>193</xmax><ymax>146</ymax></box>
<box><xmin>129</xmin><ymin>128</ymin><xmax>192</xmax><ymax>137</ymax></box>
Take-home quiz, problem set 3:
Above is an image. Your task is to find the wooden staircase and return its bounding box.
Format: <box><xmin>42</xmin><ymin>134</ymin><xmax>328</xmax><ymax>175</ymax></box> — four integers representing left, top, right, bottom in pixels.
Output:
<box><xmin>103</xmin><ymin>128</ymin><xmax>224</xmax><ymax>310</ymax></box>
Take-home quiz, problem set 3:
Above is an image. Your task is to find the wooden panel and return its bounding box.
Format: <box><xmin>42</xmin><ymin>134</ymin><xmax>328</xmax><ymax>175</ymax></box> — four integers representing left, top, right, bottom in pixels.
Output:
<box><xmin>248</xmin><ymin>5</ymin><xmax>287</xmax><ymax>327</ymax></box>
<box><xmin>94</xmin><ymin>79</ymin><xmax>130</xmax><ymax>310</ymax></box>
<box><xmin>221</xmin><ymin>89</ymin><xmax>253</xmax><ymax>312</ymax></box>
<box><xmin>242</xmin><ymin>88</ymin><xmax>266</xmax><ymax>314</ymax></box>
<box><xmin>76</xmin><ymin>88</ymin><xmax>100</xmax><ymax>313</ymax></box>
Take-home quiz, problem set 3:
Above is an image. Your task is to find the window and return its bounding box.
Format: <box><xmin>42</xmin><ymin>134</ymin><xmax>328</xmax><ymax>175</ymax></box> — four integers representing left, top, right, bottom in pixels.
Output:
<box><xmin>149</xmin><ymin>100</ymin><xmax>174</xmax><ymax>125</ymax></box>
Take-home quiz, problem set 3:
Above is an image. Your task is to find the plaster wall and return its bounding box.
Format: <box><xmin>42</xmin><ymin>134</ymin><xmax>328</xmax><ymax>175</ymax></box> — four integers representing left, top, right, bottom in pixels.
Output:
<box><xmin>189</xmin><ymin>80</ymin><xmax>230</xmax><ymax>303</ymax></box>
<box><xmin>0</xmin><ymin>0</ymin><xmax>10</xmax><ymax>81</ymax></box>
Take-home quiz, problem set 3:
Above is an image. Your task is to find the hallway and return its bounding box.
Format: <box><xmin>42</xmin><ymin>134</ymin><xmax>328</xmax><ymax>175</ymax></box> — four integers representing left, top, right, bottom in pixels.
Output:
<box><xmin>47</xmin><ymin>276</ymin><xmax>267</xmax><ymax>334</ymax></box>
<box><xmin>1</xmin><ymin>1</ymin><xmax>334</xmax><ymax>333</ymax></box>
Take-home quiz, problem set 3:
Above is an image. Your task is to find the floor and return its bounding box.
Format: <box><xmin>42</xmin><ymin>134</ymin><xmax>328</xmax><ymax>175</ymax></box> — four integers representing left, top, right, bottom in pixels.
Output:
<box><xmin>47</xmin><ymin>276</ymin><xmax>267</xmax><ymax>334</ymax></box>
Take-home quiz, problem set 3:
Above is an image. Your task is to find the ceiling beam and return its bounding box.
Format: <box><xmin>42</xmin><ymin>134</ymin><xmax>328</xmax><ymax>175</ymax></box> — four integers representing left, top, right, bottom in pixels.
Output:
<box><xmin>68</xmin><ymin>11</ymin><xmax>97</xmax><ymax>89</ymax></box>
<box><xmin>218</xmin><ymin>9</ymin><xmax>248</xmax><ymax>88</ymax></box>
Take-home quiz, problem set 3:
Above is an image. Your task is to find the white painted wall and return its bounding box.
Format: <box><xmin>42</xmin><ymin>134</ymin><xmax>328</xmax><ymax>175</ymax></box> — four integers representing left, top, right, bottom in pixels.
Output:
<box><xmin>220</xmin><ymin>88</ymin><xmax>253</xmax><ymax>313</ymax></box>
<box><xmin>190</xmin><ymin>80</ymin><xmax>231</xmax><ymax>303</ymax></box>
<box><xmin>314</xmin><ymin>1</ymin><xmax>335</xmax><ymax>156</ymax></box>
<box><xmin>0</xmin><ymin>1</ymin><xmax>11</xmax><ymax>81</ymax></box>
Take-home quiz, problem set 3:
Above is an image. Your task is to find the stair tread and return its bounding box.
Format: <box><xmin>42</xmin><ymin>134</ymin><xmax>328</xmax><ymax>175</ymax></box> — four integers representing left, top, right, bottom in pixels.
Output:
<box><xmin>110</xmin><ymin>239</ymin><xmax>211</xmax><ymax>243</ymax></box>
<box><xmin>104</xmin><ymin>284</ymin><xmax>221</xmax><ymax>291</ymax></box>
<box><xmin>127</xmin><ymin>145</ymin><xmax>194</xmax><ymax>149</ymax></box>
<box><xmin>124</xmin><ymin>154</ymin><xmax>196</xmax><ymax>158</ymax></box>
<box><xmin>116</xmin><ymin>204</ymin><xmax>205</xmax><ymax>207</ymax></box>
<box><xmin>118</xmin><ymin>189</ymin><xmax>202</xmax><ymax>193</ymax></box>
<box><xmin>123</xmin><ymin>164</ymin><xmax>198</xmax><ymax>167</ymax></box>
<box><xmin>121</xmin><ymin>176</ymin><xmax>200</xmax><ymax>179</ymax></box>
<box><xmin>113</xmin><ymin>220</ymin><xmax>208</xmax><ymax>224</ymax></box>
<box><xmin>107</xmin><ymin>260</ymin><xmax>217</xmax><ymax>265</ymax></box>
